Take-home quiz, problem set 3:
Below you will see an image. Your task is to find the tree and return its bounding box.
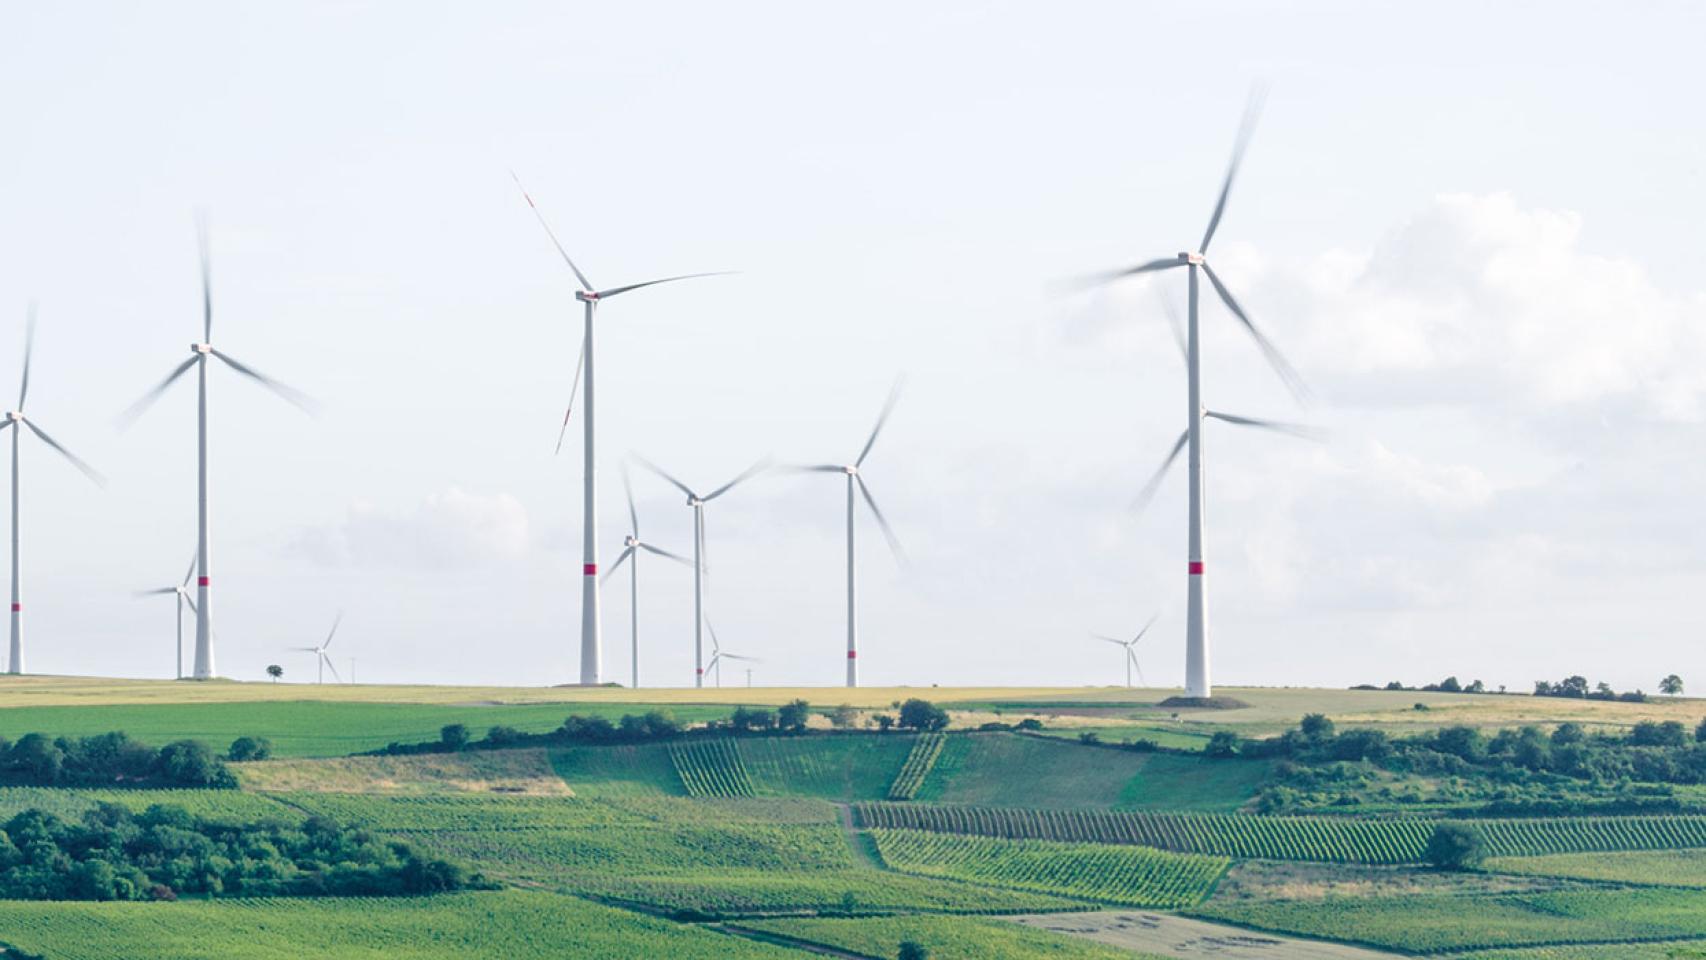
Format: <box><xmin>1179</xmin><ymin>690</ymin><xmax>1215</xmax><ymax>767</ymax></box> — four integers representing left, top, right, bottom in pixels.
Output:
<box><xmin>1204</xmin><ymin>731</ymin><xmax>1240</xmax><ymax>758</ymax></box>
<box><xmin>897</xmin><ymin>699</ymin><xmax>949</xmax><ymax>732</ymax></box>
<box><xmin>265</xmin><ymin>665</ymin><xmax>283</xmax><ymax>683</ymax></box>
<box><xmin>1299</xmin><ymin>713</ymin><xmax>1335</xmax><ymax>741</ymax></box>
<box><xmin>1424</xmin><ymin>822</ymin><xmax>1486</xmax><ymax>870</ymax></box>
<box><xmin>227</xmin><ymin>737</ymin><xmax>272</xmax><ymax>762</ymax></box>
<box><xmin>778</xmin><ymin>700</ymin><xmax>811</xmax><ymax>733</ymax></box>
<box><xmin>898</xmin><ymin>942</ymin><xmax>930</xmax><ymax>960</ymax></box>
<box><xmin>873</xmin><ymin>714</ymin><xmax>895</xmax><ymax>732</ymax></box>
<box><xmin>1437</xmin><ymin>676</ymin><xmax>1462</xmax><ymax>693</ymax></box>
<box><xmin>1661</xmin><ymin>675</ymin><xmax>1685</xmax><ymax>696</ymax></box>
<box><xmin>829</xmin><ymin>705</ymin><xmax>861</xmax><ymax>729</ymax></box>
<box><xmin>439</xmin><ymin>724</ymin><xmax>470</xmax><ymax>751</ymax></box>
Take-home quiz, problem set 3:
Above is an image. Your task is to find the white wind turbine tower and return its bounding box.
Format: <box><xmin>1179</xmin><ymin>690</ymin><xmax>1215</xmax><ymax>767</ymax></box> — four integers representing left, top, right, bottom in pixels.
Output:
<box><xmin>703</xmin><ymin>617</ymin><xmax>757</xmax><ymax>690</ymax></box>
<box><xmin>6</xmin><ymin>307</ymin><xmax>105</xmax><ymax>675</ymax></box>
<box><xmin>289</xmin><ymin>613</ymin><xmax>344</xmax><ymax>684</ymax></box>
<box><xmin>511</xmin><ymin>174</ymin><xmax>731</xmax><ymax>687</ymax></box>
<box><xmin>1079</xmin><ymin>90</ymin><xmax>1309</xmax><ymax>700</ymax></box>
<box><xmin>602</xmin><ymin>465</ymin><xmax>691</xmax><ymax>689</ymax></box>
<box><xmin>136</xmin><ymin>553</ymin><xmax>197</xmax><ymax>679</ymax></box>
<box><xmin>122</xmin><ymin>220</ymin><xmax>315</xmax><ymax>680</ymax></box>
<box><xmin>633</xmin><ymin>456</ymin><xmax>768</xmax><ymax>688</ymax></box>
<box><xmin>1093</xmin><ymin>614</ymin><xmax>1156</xmax><ymax>688</ymax></box>
<box><xmin>792</xmin><ymin>380</ymin><xmax>907</xmax><ymax>687</ymax></box>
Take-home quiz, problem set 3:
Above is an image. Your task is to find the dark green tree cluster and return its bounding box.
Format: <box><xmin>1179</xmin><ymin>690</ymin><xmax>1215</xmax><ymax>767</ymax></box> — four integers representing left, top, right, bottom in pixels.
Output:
<box><xmin>0</xmin><ymin>803</ymin><xmax>485</xmax><ymax>901</ymax></box>
<box><xmin>0</xmin><ymin>733</ymin><xmax>234</xmax><ymax>789</ymax></box>
<box><xmin>897</xmin><ymin>699</ymin><xmax>949</xmax><ymax>731</ymax></box>
<box><xmin>1533</xmin><ymin>675</ymin><xmax>1646</xmax><ymax>702</ymax></box>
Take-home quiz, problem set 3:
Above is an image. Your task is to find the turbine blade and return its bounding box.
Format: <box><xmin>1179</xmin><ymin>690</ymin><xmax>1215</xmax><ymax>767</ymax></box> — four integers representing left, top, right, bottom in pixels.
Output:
<box><xmin>720</xmin><ymin>653</ymin><xmax>758</xmax><ymax>662</ymax></box>
<box><xmin>510</xmin><ymin>171</ymin><xmax>594</xmax><ymax>292</ymax></box>
<box><xmin>1133</xmin><ymin>613</ymin><xmax>1159</xmax><ymax>643</ymax></box>
<box><xmin>638</xmin><ymin>542</ymin><xmax>691</xmax><ymax>565</ymax></box>
<box><xmin>210</xmin><ymin>348</ymin><xmax>319</xmax><ymax>414</ymax></box>
<box><xmin>1157</xmin><ymin>289</ymin><xmax>1187</xmax><ymax>364</ymax></box>
<box><xmin>601</xmin><ymin>546</ymin><xmax>635</xmax><ymax>584</ymax></box>
<box><xmin>594</xmin><ymin>271</ymin><xmax>736</xmax><ymax>300</ymax></box>
<box><xmin>182</xmin><ymin>552</ymin><xmax>197</xmax><ymax>589</ymax></box>
<box><xmin>704</xmin><ymin>615</ymin><xmax>721</xmax><ymax>653</ymax></box>
<box><xmin>855</xmin><ymin>475</ymin><xmax>906</xmax><ymax>564</ymax></box>
<box><xmin>135</xmin><ymin>587</ymin><xmax>179</xmax><ymax>597</ymax></box>
<box><xmin>321</xmin><ymin>612</ymin><xmax>343</xmax><ymax>651</ymax></box>
<box><xmin>856</xmin><ymin>376</ymin><xmax>904</xmax><ymax>468</ymax></box>
<box><xmin>784</xmin><ymin>464</ymin><xmax>846</xmax><ymax>474</ymax></box>
<box><xmin>118</xmin><ymin>356</ymin><xmax>198</xmax><ymax>426</ymax></box>
<box><xmin>1129</xmin><ymin>649</ymin><xmax>1146</xmax><ymax>687</ymax></box>
<box><xmin>196</xmin><ymin>213</ymin><xmax>213</xmax><ymax>342</ymax></box>
<box><xmin>18</xmin><ymin>302</ymin><xmax>35</xmax><ymax>411</ymax></box>
<box><xmin>23</xmin><ymin>420</ymin><xmax>104</xmax><ymax>486</ymax></box>
<box><xmin>704</xmin><ymin>458</ymin><xmax>772</xmax><ymax>501</ymax></box>
<box><xmin>1067</xmin><ymin>258</ymin><xmax>1183</xmax><ymax>291</ymax></box>
<box><xmin>1199</xmin><ymin>85</ymin><xmax>1266</xmax><ymax>255</ymax></box>
<box><xmin>1133</xmin><ymin>430</ymin><xmax>1189</xmax><ymax>513</ymax></box>
<box><xmin>1095</xmin><ymin>635</ymin><xmax>1127</xmax><ymax>646</ymax></box>
<box><xmin>184</xmin><ymin>596</ymin><xmax>199</xmax><ymax>615</ymax></box>
<box><xmin>554</xmin><ymin>338</ymin><xmax>587</xmax><ymax>456</ymax></box>
<box><xmin>632</xmin><ymin>455</ymin><xmax>698</xmax><ymax>501</ymax></box>
<box><xmin>322</xmin><ymin>653</ymin><xmax>343</xmax><ymax>684</ymax></box>
<box><xmin>1204</xmin><ymin>410</ymin><xmax>1320</xmax><ymax>440</ymax></box>
<box><xmin>622</xmin><ymin>462</ymin><xmax>639</xmax><ymax>536</ymax></box>
<box><xmin>1201</xmin><ymin>263</ymin><xmax>1309</xmax><ymax>402</ymax></box>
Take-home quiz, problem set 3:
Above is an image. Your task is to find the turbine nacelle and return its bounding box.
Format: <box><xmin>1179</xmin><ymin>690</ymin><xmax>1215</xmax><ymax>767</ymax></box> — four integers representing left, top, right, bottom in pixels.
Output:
<box><xmin>574</xmin><ymin>290</ymin><xmax>600</xmax><ymax>303</ymax></box>
<box><xmin>4</xmin><ymin>412</ymin><xmax>19</xmax><ymax>423</ymax></box>
<box><xmin>191</xmin><ymin>343</ymin><xmax>212</xmax><ymax>355</ymax></box>
<box><xmin>1180</xmin><ymin>252</ymin><xmax>1205</xmax><ymax>265</ymax></box>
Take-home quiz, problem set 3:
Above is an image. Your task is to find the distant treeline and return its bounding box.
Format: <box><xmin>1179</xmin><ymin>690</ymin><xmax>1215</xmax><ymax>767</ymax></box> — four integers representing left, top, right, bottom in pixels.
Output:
<box><xmin>1352</xmin><ymin>675</ymin><xmax>1652</xmax><ymax>703</ymax></box>
<box><xmin>0</xmin><ymin>733</ymin><xmax>234</xmax><ymax>789</ymax></box>
<box><xmin>0</xmin><ymin>803</ymin><xmax>487</xmax><ymax>901</ymax></box>
<box><xmin>369</xmin><ymin>698</ymin><xmax>956</xmax><ymax>757</ymax></box>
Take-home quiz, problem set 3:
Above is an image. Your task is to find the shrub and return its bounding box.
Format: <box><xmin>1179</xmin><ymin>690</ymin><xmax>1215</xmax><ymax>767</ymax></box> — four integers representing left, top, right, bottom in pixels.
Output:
<box><xmin>227</xmin><ymin>737</ymin><xmax>272</xmax><ymax>762</ymax></box>
<box><xmin>898</xmin><ymin>699</ymin><xmax>949</xmax><ymax>732</ymax></box>
<box><xmin>1204</xmin><ymin>732</ymin><xmax>1240</xmax><ymax>758</ymax></box>
<box><xmin>898</xmin><ymin>942</ymin><xmax>929</xmax><ymax>960</ymax></box>
<box><xmin>778</xmin><ymin>700</ymin><xmax>811</xmax><ymax>733</ymax></box>
<box><xmin>1300</xmin><ymin>714</ymin><xmax>1335</xmax><ymax>740</ymax></box>
<box><xmin>1014</xmin><ymin>718</ymin><xmax>1044</xmax><ymax>731</ymax></box>
<box><xmin>1423</xmin><ymin>822</ymin><xmax>1486</xmax><ymax>870</ymax></box>
<box><xmin>439</xmin><ymin>724</ymin><xmax>471</xmax><ymax>751</ymax></box>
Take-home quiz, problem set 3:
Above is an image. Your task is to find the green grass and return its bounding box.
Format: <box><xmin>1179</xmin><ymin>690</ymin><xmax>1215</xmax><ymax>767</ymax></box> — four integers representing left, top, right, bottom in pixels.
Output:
<box><xmin>0</xmin><ymin>890</ymin><xmax>799</xmax><ymax>959</ymax></box>
<box><xmin>0</xmin><ymin>701</ymin><xmax>728</xmax><ymax>757</ymax></box>
<box><xmin>870</xmin><ymin>829</ymin><xmax>1228</xmax><ymax>908</ymax></box>
<box><xmin>914</xmin><ymin>733</ymin><xmax>1266</xmax><ymax>810</ymax></box>
<box><xmin>1191</xmin><ymin>887</ymin><xmax>1706</xmax><ymax>952</ymax></box>
<box><xmin>739</xmin><ymin>914</ymin><xmax>1163</xmax><ymax>959</ymax></box>
<box><xmin>671</xmin><ymin>739</ymin><xmax>756</xmax><ymax>797</ymax></box>
<box><xmin>1487</xmin><ymin>849</ymin><xmax>1706</xmax><ymax>887</ymax></box>
<box><xmin>888</xmin><ymin>733</ymin><xmax>947</xmax><ymax>800</ymax></box>
<box><xmin>0</xmin><ymin>786</ymin><xmax>297</xmax><ymax>822</ymax></box>
<box><xmin>738</xmin><ymin>734</ymin><xmax>917</xmax><ymax>800</ymax></box>
<box><xmin>550</xmin><ymin>742</ymin><xmax>686</xmax><ymax>797</ymax></box>
<box><xmin>1453</xmin><ymin>943</ymin><xmax>1706</xmax><ymax>959</ymax></box>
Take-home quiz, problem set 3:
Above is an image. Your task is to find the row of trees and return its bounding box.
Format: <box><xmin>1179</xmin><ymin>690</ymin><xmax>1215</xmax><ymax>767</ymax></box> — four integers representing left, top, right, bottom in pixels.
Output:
<box><xmin>0</xmin><ymin>733</ymin><xmax>234</xmax><ymax>788</ymax></box>
<box><xmin>0</xmin><ymin>803</ymin><xmax>485</xmax><ymax>901</ymax></box>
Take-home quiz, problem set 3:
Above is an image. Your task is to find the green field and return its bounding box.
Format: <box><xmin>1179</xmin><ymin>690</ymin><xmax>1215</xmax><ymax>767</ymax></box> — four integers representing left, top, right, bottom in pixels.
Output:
<box><xmin>739</xmin><ymin>734</ymin><xmax>917</xmax><ymax>800</ymax></box>
<box><xmin>0</xmin><ymin>891</ymin><xmax>799</xmax><ymax>959</ymax></box>
<box><xmin>739</xmin><ymin>914</ymin><xmax>1166</xmax><ymax>960</ymax></box>
<box><xmin>1487</xmin><ymin>849</ymin><xmax>1706</xmax><ymax>887</ymax></box>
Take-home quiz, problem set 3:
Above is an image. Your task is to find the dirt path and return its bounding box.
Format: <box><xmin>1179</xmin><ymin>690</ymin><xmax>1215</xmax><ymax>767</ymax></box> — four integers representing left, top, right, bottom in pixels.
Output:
<box><xmin>717</xmin><ymin>923</ymin><xmax>880</xmax><ymax>959</ymax></box>
<box><xmin>833</xmin><ymin>802</ymin><xmax>881</xmax><ymax>870</ymax></box>
<box><xmin>1003</xmin><ymin>911</ymin><xmax>1407</xmax><ymax>960</ymax></box>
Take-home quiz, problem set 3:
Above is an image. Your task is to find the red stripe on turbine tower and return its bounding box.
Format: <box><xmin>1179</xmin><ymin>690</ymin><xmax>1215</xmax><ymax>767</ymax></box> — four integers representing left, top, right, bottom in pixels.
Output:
<box><xmin>1188</xmin><ymin>561</ymin><xmax>1204</xmax><ymax>575</ymax></box>
<box><xmin>583</xmin><ymin>563</ymin><xmax>596</xmax><ymax>576</ymax></box>
<box><xmin>847</xmin><ymin>650</ymin><xmax>857</xmax><ymax>659</ymax></box>
<box><xmin>198</xmin><ymin>576</ymin><xmax>210</xmax><ymax>586</ymax></box>
<box><xmin>9</xmin><ymin>604</ymin><xmax>17</xmax><ymax>612</ymax></box>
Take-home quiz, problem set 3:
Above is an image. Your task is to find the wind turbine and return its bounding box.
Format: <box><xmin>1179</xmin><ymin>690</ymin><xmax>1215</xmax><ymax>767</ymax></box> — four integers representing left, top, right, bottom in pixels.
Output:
<box><xmin>602</xmin><ymin>464</ymin><xmax>691</xmax><ymax>689</ymax></box>
<box><xmin>136</xmin><ymin>553</ymin><xmax>198</xmax><ymax>679</ymax></box>
<box><xmin>703</xmin><ymin>616</ymin><xmax>756</xmax><ymax>690</ymax></box>
<box><xmin>792</xmin><ymin>380</ymin><xmax>906</xmax><ymax>687</ymax></box>
<box><xmin>289</xmin><ymin>613</ymin><xmax>343</xmax><ymax>684</ymax></box>
<box><xmin>1078</xmin><ymin>90</ymin><xmax>1308</xmax><ymax>700</ymax></box>
<box><xmin>633</xmin><ymin>455</ymin><xmax>768</xmax><ymax>687</ymax></box>
<box><xmin>122</xmin><ymin>220</ymin><xmax>314</xmax><ymax>680</ymax></box>
<box><xmin>5</xmin><ymin>306</ymin><xmax>104</xmax><ymax>675</ymax></box>
<box><xmin>510</xmin><ymin>173</ymin><xmax>731</xmax><ymax>687</ymax></box>
<box><xmin>1094</xmin><ymin>614</ymin><xmax>1156</xmax><ymax>688</ymax></box>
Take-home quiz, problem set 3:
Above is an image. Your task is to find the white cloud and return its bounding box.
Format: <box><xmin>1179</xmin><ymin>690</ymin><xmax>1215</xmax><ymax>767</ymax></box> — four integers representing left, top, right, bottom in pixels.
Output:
<box><xmin>293</xmin><ymin>487</ymin><xmax>532</xmax><ymax>569</ymax></box>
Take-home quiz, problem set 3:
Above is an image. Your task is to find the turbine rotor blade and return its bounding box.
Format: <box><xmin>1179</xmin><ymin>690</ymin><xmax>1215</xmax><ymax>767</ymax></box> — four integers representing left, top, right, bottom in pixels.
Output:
<box><xmin>1095</xmin><ymin>635</ymin><xmax>1128</xmax><ymax>646</ymax></box>
<box><xmin>321</xmin><ymin>612</ymin><xmax>344</xmax><ymax>651</ymax></box>
<box><xmin>1133</xmin><ymin>430</ymin><xmax>1190</xmax><ymax>513</ymax></box>
<box><xmin>631</xmin><ymin>455</ymin><xmax>698</xmax><ymax>501</ymax></box>
<box><xmin>1199</xmin><ymin>85</ymin><xmax>1267</xmax><ymax>255</ymax></box>
<box><xmin>1157</xmin><ymin>289</ymin><xmax>1188</xmax><ymax>363</ymax></box>
<box><xmin>1133</xmin><ymin>613</ymin><xmax>1159</xmax><ymax>643</ymax></box>
<box><xmin>1129</xmin><ymin>649</ymin><xmax>1146</xmax><ymax>687</ymax></box>
<box><xmin>1200</xmin><ymin>263</ymin><xmax>1309</xmax><ymax>402</ymax></box>
<box><xmin>195</xmin><ymin>213</ymin><xmax>214</xmax><ymax>342</ymax></box>
<box><xmin>135</xmin><ymin>587</ymin><xmax>178</xmax><ymax>597</ymax></box>
<box><xmin>119</xmin><ymin>356</ymin><xmax>199</xmax><ymax>426</ymax></box>
<box><xmin>18</xmin><ymin>302</ymin><xmax>35</xmax><ymax>411</ymax></box>
<box><xmin>856</xmin><ymin>377</ymin><xmax>904</xmax><ymax>468</ymax></box>
<box><xmin>594</xmin><ymin>271</ymin><xmax>736</xmax><ymax>300</ymax></box>
<box><xmin>23</xmin><ymin>420</ymin><xmax>104</xmax><ymax>486</ymax></box>
<box><xmin>638</xmin><ymin>542</ymin><xmax>691</xmax><ymax>565</ymax></box>
<box><xmin>1204</xmin><ymin>410</ymin><xmax>1320</xmax><ymax>439</ymax></box>
<box><xmin>855</xmin><ymin>475</ymin><xmax>906</xmax><ymax>564</ymax></box>
<box><xmin>510</xmin><ymin>171</ymin><xmax>594</xmax><ymax>292</ymax></box>
<box><xmin>719</xmin><ymin>653</ymin><xmax>758</xmax><ymax>662</ymax></box>
<box><xmin>621</xmin><ymin>462</ymin><xmax>639</xmax><ymax>536</ymax></box>
<box><xmin>1068</xmin><ymin>258</ymin><xmax>1184</xmax><ymax>292</ymax></box>
<box><xmin>210</xmin><ymin>349</ymin><xmax>319</xmax><ymax>414</ymax></box>
<box><xmin>322</xmin><ymin>653</ymin><xmax>343</xmax><ymax>684</ymax></box>
<box><xmin>181</xmin><ymin>552</ymin><xmax>197</xmax><ymax>589</ymax></box>
<box><xmin>786</xmin><ymin>464</ymin><xmax>846</xmax><ymax>474</ymax></box>
<box><xmin>601</xmin><ymin>545</ymin><xmax>636</xmax><ymax>584</ymax></box>
<box><xmin>704</xmin><ymin>458</ymin><xmax>772</xmax><ymax>501</ymax></box>
<box><xmin>554</xmin><ymin>339</ymin><xmax>587</xmax><ymax>456</ymax></box>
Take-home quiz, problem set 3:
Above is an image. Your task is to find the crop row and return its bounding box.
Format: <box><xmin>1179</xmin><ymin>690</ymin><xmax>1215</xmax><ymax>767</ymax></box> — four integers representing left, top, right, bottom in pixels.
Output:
<box><xmin>671</xmin><ymin>739</ymin><xmax>756</xmax><ymax>798</ymax></box>
<box><xmin>854</xmin><ymin>804</ymin><xmax>1706</xmax><ymax>864</ymax></box>
<box><xmin>886</xmin><ymin>734</ymin><xmax>945</xmax><ymax>800</ymax></box>
<box><xmin>869</xmin><ymin>828</ymin><xmax>1226</xmax><ymax>908</ymax></box>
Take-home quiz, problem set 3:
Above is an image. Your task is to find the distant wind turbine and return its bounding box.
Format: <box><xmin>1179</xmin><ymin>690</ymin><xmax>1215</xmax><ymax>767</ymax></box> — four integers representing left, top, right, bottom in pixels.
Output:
<box><xmin>602</xmin><ymin>464</ymin><xmax>691</xmax><ymax>689</ymax></box>
<box><xmin>1094</xmin><ymin>614</ymin><xmax>1157</xmax><ymax>688</ymax></box>
<box><xmin>1076</xmin><ymin>89</ymin><xmax>1309</xmax><ymax>700</ymax></box>
<box><xmin>289</xmin><ymin>613</ymin><xmax>344</xmax><ymax>684</ymax></box>
<box><xmin>704</xmin><ymin>616</ymin><xmax>756</xmax><ymax>690</ymax></box>
<box><xmin>122</xmin><ymin>219</ymin><xmax>314</xmax><ymax>680</ymax></box>
<box><xmin>633</xmin><ymin>455</ymin><xmax>769</xmax><ymax>687</ymax></box>
<box><xmin>6</xmin><ymin>305</ymin><xmax>104</xmax><ymax>675</ymax></box>
<box><xmin>792</xmin><ymin>379</ymin><xmax>906</xmax><ymax>687</ymax></box>
<box><xmin>511</xmin><ymin>173</ymin><xmax>732</xmax><ymax>687</ymax></box>
<box><xmin>135</xmin><ymin>552</ymin><xmax>198</xmax><ymax>679</ymax></box>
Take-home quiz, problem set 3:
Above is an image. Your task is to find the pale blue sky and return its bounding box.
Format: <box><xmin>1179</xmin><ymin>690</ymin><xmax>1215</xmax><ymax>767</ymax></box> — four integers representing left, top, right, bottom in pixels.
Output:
<box><xmin>0</xmin><ymin>2</ymin><xmax>1701</xmax><ymax>690</ymax></box>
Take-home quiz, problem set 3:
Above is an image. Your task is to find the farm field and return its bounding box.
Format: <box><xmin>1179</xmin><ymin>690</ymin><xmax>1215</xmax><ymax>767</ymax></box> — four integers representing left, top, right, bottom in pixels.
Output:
<box><xmin>235</xmin><ymin>747</ymin><xmax>573</xmax><ymax>794</ymax></box>
<box><xmin>1005</xmin><ymin>910</ymin><xmax>1408</xmax><ymax>960</ymax></box>
<box><xmin>1485</xmin><ymin>849</ymin><xmax>1706</xmax><ymax>887</ymax></box>
<box><xmin>740</xmin><ymin>914</ymin><xmax>1166</xmax><ymax>959</ymax></box>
